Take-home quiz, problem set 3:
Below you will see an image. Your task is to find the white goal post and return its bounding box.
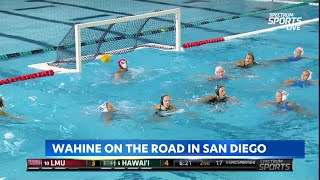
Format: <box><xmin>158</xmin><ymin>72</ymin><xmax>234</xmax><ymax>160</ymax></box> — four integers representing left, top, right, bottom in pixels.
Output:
<box><xmin>75</xmin><ymin>8</ymin><xmax>181</xmax><ymax>73</ymax></box>
<box><xmin>29</xmin><ymin>8</ymin><xmax>181</xmax><ymax>74</ymax></box>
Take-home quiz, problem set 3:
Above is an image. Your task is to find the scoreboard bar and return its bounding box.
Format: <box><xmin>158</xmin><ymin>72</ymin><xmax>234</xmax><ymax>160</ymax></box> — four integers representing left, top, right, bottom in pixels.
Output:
<box><xmin>27</xmin><ymin>159</ymin><xmax>293</xmax><ymax>171</ymax></box>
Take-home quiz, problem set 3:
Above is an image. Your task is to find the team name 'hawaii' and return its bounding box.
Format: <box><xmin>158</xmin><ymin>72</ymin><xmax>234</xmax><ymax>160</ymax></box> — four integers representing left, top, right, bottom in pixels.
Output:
<box><xmin>121</xmin><ymin>160</ymin><xmax>150</xmax><ymax>166</ymax></box>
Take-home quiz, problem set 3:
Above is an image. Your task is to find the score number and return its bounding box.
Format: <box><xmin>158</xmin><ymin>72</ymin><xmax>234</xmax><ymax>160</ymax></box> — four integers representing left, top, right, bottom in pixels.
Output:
<box><xmin>43</xmin><ymin>161</ymin><xmax>50</xmax><ymax>166</ymax></box>
<box><xmin>164</xmin><ymin>160</ymin><xmax>169</xmax><ymax>166</ymax></box>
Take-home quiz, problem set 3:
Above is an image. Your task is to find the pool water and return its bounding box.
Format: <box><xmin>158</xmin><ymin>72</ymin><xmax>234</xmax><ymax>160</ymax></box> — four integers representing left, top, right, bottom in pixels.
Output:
<box><xmin>0</xmin><ymin>0</ymin><xmax>319</xmax><ymax>180</ymax></box>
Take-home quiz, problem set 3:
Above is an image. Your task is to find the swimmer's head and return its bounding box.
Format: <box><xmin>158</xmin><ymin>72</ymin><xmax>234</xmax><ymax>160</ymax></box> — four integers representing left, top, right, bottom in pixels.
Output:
<box><xmin>215</xmin><ymin>66</ymin><xmax>225</xmax><ymax>77</ymax></box>
<box><xmin>160</xmin><ymin>94</ymin><xmax>171</xmax><ymax>108</ymax></box>
<box><xmin>106</xmin><ymin>102</ymin><xmax>116</xmax><ymax>112</ymax></box>
<box><xmin>118</xmin><ymin>59</ymin><xmax>128</xmax><ymax>70</ymax></box>
<box><xmin>99</xmin><ymin>101</ymin><xmax>116</xmax><ymax>112</ymax></box>
<box><xmin>215</xmin><ymin>85</ymin><xmax>226</xmax><ymax>98</ymax></box>
<box><xmin>301</xmin><ymin>70</ymin><xmax>312</xmax><ymax>81</ymax></box>
<box><xmin>245</xmin><ymin>52</ymin><xmax>255</xmax><ymax>65</ymax></box>
<box><xmin>294</xmin><ymin>47</ymin><xmax>304</xmax><ymax>57</ymax></box>
<box><xmin>0</xmin><ymin>98</ymin><xmax>4</xmax><ymax>108</ymax></box>
<box><xmin>275</xmin><ymin>90</ymin><xmax>289</xmax><ymax>103</ymax></box>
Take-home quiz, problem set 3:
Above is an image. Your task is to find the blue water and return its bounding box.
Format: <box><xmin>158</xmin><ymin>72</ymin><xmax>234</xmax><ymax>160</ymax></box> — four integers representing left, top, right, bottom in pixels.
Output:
<box><xmin>0</xmin><ymin>0</ymin><xmax>319</xmax><ymax>180</ymax></box>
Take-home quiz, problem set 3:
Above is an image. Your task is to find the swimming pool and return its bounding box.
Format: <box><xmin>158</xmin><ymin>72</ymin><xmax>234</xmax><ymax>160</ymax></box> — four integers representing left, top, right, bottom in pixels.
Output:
<box><xmin>0</xmin><ymin>0</ymin><xmax>319</xmax><ymax>180</ymax></box>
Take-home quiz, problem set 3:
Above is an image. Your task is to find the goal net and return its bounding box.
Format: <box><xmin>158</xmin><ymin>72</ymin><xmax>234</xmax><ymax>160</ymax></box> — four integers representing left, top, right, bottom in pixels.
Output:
<box><xmin>29</xmin><ymin>8</ymin><xmax>181</xmax><ymax>73</ymax></box>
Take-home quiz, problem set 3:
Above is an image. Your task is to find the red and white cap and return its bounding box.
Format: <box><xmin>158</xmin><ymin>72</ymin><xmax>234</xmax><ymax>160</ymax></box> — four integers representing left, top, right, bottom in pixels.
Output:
<box><xmin>118</xmin><ymin>59</ymin><xmax>128</xmax><ymax>69</ymax></box>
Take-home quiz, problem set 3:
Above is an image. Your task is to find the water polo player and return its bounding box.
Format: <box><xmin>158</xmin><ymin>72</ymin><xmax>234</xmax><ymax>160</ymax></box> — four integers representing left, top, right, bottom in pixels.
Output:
<box><xmin>196</xmin><ymin>85</ymin><xmax>240</xmax><ymax>105</ymax></box>
<box><xmin>259</xmin><ymin>90</ymin><xmax>312</xmax><ymax>115</ymax></box>
<box><xmin>114</xmin><ymin>59</ymin><xmax>129</xmax><ymax>79</ymax></box>
<box><xmin>194</xmin><ymin>66</ymin><xmax>239</xmax><ymax>80</ymax></box>
<box><xmin>235</xmin><ymin>52</ymin><xmax>262</xmax><ymax>68</ymax></box>
<box><xmin>148</xmin><ymin>95</ymin><xmax>178</xmax><ymax>117</ymax></box>
<box><xmin>98</xmin><ymin>101</ymin><xmax>117</xmax><ymax>123</ymax></box>
<box><xmin>0</xmin><ymin>98</ymin><xmax>23</xmax><ymax>120</ymax></box>
<box><xmin>268</xmin><ymin>47</ymin><xmax>316</xmax><ymax>62</ymax></box>
<box><xmin>281</xmin><ymin>70</ymin><xmax>318</xmax><ymax>87</ymax></box>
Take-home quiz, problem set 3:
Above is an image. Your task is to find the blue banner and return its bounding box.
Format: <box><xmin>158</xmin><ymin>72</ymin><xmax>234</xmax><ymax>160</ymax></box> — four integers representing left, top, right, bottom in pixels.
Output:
<box><xmin>45</xmin><ymin>140</ymin><xmax>304</xmax><ymax>158</ymax></box>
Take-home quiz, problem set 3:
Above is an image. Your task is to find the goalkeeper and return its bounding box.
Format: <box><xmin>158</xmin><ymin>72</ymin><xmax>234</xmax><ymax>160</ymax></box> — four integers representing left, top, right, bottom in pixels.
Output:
<box><xmin>114</xmin><ymin>59</ymin><xmax>130</xmax><ymax>79</ymax></box>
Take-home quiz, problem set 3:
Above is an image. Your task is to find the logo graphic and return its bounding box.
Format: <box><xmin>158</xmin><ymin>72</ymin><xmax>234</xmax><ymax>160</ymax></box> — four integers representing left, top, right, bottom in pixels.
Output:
<box><xmin>268</xmin><ymin>13</ymin><xmax>302</xmax><ymax>30</ymax></box>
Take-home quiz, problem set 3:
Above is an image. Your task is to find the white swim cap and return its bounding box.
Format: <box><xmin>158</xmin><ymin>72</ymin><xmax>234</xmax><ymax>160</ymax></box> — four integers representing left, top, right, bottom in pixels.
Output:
<box><xmin>307</xmin><ymin>70</ymin><xmax>312</xmax><ymax>80</ymax></box>
<box><xmin>98</xmin><ymin>102</ymin><xmax>109</xmax><ymax>112</ymax></box>
<box><xmin>277</xmin><ymin>90</ymin><xmax>289</xmax><ymax>101</ymax></box>
<box><xmin>215</xmin><ymin>66</ymin><xmax>225</xmax><ymax>76</ymax></box>
<box><xmin>294</xmin><ymin>47</ymin><xmax>304</xmax><ymax>56</ymax></box>
<box><xmin>301</xmin><ymin>70</ymin><xmax>312</xmax><ymax>80</ymax></box>
<box><xmin>4</xmin><ymin>132</ymin><xmax>14</xmax><ymax>139</ymax></box>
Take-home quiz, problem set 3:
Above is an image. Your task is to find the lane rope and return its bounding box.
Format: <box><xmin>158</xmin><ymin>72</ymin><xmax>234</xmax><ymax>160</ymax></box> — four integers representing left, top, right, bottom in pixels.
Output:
<box><xmin>252</xmin><ymin>0</ymin><xmax>318</xmax><ymax>6</ymax></box>
<box><xmin>0</xmin><ymin>1</ymin><xmax>316</xmax><ymax>60</ymax></box>
<box><xmin>183</xmin><ymin>18</ymin><xmax>319</xmax><ymax>48</ymax></box>
<box><xmin>0</xmin><ymin>70</ymin><xmax>55</xmax><ymax>86</ymax></box>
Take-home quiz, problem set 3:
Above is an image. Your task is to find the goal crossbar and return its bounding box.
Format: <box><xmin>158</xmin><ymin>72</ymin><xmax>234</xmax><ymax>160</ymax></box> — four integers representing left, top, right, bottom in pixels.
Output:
<box><xmin>75</xmin><ymin>8</ymin><xmax>181</xmax><ymax>73</ymax></box>
<box><xmin>77</xmin><ymin>8</ymin><xmax>181</xmax><ymax>29</ymax></box>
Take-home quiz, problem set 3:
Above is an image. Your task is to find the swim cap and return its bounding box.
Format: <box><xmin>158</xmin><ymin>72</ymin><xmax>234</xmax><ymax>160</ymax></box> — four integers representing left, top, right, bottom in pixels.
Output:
<box><xmin>215</xmin><ymin>66</ymin><xmax>225</xmax><ymax>76</ymax></box>
<box><xmin>98</xmin><ymin>102</ymin><xmax>109</xmax><ymax>112</ymax></box>
<box><xmin>0</xmin><ymin>98</ymin><xmax>4</xmax><ymax>108</ymax></box>
<box><xmin>247</xmin><ymin>52</ymin><xmax>255</xmax><ymax>61</ymax></box>
<box><xmin>215</xmin><ymin>85</ymin><xmax>224</xmax><ymax>96</ymax></box>
<box><xmin>160</xmin><ymin>94</ymin><xmax>169</xmax><ymax>105</ymax></box>
<box><xmin>4</xmin><ymin>132</ymin><xmax>14</xmax><ymax>139</ymax></box>
<box><xmin>294</xmin><ymin>47</ymin><xmax>304</xmax><ymax>56</ymax></box>
<box><xmin>277</xmin><ymin>90</ymin><xmax>289</xmax><ymax>101</ymax></box>
<box><xmin>307</xmin><ymin>70</ymin><xmax>312</xmax><ymax>80</ymax></box>
<box><xmin>301</xmin><ymin>70</ymin><xmax>312</xmax><ymax>80</ymax></box>
<box><xmin>118</xmin><ymin>59</ymin><xmax>128</xmax><ymax>69</ymax></box>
